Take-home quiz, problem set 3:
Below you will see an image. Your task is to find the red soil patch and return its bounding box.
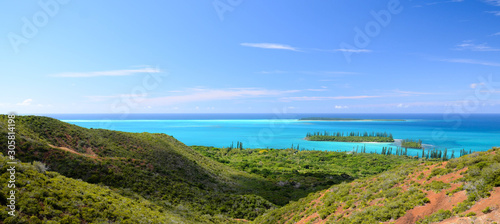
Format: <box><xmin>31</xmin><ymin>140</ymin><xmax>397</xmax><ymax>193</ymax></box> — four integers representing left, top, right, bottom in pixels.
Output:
<box><xmin>394</xmin><ymin>162</ymin><xmax>468</xmax><ymax>224</ymax></box>
<box><xmin>296</xmin><ymin>213</ymin><xmax>321</xmax><ymax>224</ymax></box>
<box><xmin>49</xmin><ymin>144</ymin><xmax>100</xmax><ymax>160</ymax></box>
<box><xmin>396</xmin><ymin>189</ymin><xmax>467</xmax><ymax>224</ymax></box>
<box><xmin>295</xmin><ymin>192</ymin><xmax>328</xmax><ymax>224</ymax></box>
<box><xmin>439</xmin><ymin>187</ymin><xmax>500</xmax><ymax>224</ymax></box>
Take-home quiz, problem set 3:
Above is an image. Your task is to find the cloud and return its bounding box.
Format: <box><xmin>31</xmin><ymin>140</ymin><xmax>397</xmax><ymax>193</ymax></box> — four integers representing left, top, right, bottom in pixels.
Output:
<box><xmin>455</xmin><ymin>40</ymin><xmax>500</xmax><ymax>51</ymax></box>
<box><xmin>439</xmin><ymin>58</ymin><xmax>500</xmax><ymax>67</ymax></box>
<box><xmin>487</xmin><ymin>11</ymin><xmax>500</xmax><ymax>16</ymax></box>
<box><xmin>393</xmin><ymin>90</ymin><xmax>437</xmax><ymax>95</ymax></box>
<box><xmin>484</xmin><ymin>0</ymin><xmax>500</xmax><ymax>6</ymax></box>
<box><xmin>50</xmin><ymin>66</ymin><xmax>160</xmax><ymax>78</ymax></box>
<box><xmin>241</xmin><ymin>43</ymin><xmax>299</xmax><ymax>51</ymax></box>
<box><xmin>143</xmin><ymin>88</ymin><xmax>300</xmax><ymax>105</ymax></box>
<box><xmin>470</xmin><ymin>82</ymin><xmax>486</xmax><ymax>89</ymax></box>
<box><xmin>334</xmin><ymin>105</ymin><xmax>348</xmax><ymax>109</ymax></box>
<box><xmin>256</xmin><ymin>70</ymin><xmax>359</xmax><ymax>76</ymax></box>
<box><xmin>335</xmin><ymin>48</ymin><xmax>372</xmax><ymax>53</ymax></box>
<box><xmin>413</xmin><ymin>0</ymin><xmax>463</xmax><ymax>7</ymax></box>
<box><xmin>492</xmin><ymin>32</ymin><xmax>500</xmax><ymax>36</ymax></box>
<box><xmin>17</xmin><ymin>99</ymin><xmax>33</xmax><ymax>106</ymax></box>
<box><xmin>85</xmin><ymin>93</ymin><xmax>148</xmax><ymax>102</ymax></box>
<box><xmin>306</xmin><ymin>89</ymin><xmax>328</xmax><ymax>92</ymax></box>
<box><xmin>397</xmin><ymin>103</ymin><xmax>409</xmax><ymax>108</ymax></box>
<box><xmin>242</xmin><ymin>43</ymin><xmax>373</xmax><ymax>54</ymax></box>
<box><xmin>257</xmin><ymin>70</ymin><xmax>288</xmax><ymax>74</ymax></box>
<box><xmin>281</xmin><ymin>95</ymin><xmax>381</xmax><ymax>101</ymax></box>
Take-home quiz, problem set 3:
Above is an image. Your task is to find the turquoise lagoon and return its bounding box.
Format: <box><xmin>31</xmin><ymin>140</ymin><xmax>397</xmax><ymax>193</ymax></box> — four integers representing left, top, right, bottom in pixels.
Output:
<box><xmin>47</xmin><ymin>113</ymin><xmax>500</xmax><ymax>157</ymax></box>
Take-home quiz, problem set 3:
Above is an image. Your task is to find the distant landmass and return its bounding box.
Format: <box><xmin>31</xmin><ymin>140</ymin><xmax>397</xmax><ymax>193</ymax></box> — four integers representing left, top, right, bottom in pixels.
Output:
<box><xmin>299</xmin><ymin>117</ymin><xmax>406</xmax><ymax>121</ymax></box>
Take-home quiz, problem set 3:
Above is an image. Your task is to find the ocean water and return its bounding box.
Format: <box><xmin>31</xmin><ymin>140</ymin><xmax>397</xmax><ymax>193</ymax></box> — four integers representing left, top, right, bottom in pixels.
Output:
<box><xmin>45</xmin><ymin>113</ymin><xmax>500</xmax><ymax>157</ymax></box>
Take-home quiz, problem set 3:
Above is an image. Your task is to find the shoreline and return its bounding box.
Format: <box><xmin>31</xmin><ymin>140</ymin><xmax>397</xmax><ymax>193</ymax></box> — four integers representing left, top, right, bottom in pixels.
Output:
<box><xmin>303</xmin><ymin>137</ymin><xmax>394</xmax><ymax>144</ymax></box>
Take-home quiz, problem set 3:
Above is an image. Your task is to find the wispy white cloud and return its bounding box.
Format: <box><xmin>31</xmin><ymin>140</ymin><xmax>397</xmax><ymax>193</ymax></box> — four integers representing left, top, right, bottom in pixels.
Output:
<box><xmin>281</xmin><ymin>95</ymin><xmax>381</xmax><ymax>101</ymax></box>
<box><xmin>241</xmin><ymin>43</ymin><xmax>372</xmax><ymax>54</ymax></box>
<box><xmin>241</xmin><ymin>43</ymin><xmax>299</xmax><ymax>51</ymax></box>
<box><xmin>492</xmin><ymin>32</ymin><xmax>500</xmax><ymax>36</ymax></box>
<box><xmin>393</xmin><ymin>90</ymin><xmax>438</xmax><ymax>95</ymax></box>
<box><xmin>334</xmin><ymin>105</ymin><xmax>349</xmax><ymax>109</ymax></box>
<box><xmin>481</xmin><ymin>90</ymin><xmax>500</xmax><ymax>93</ymax></box>
<box><xmin>471</xmin><ymin>82</ymin><xmax>486</xmax><ymax>89</ymax></box>
<box><xmin>143</xmin><ymin>88</ymin><xmax>300</xmax><ymax>105</ymax></box>
<box><xmin>487</xmin><ymin>11</ymin><xmax>500</xmax><ymax>16</ymax></box>
<box><xmin>17</xmin><ymin>99</ymin><xmax>33</xmax><ymax>106</ymax></box>
<box><xmin>413</xmin><ymin>0</ymin><xmax>463</xmax><ymax>7</ymax></box>
<box><xmin>439</xmin><ymin>58</ymin><xmax>500</xmax><ymax>67</ymax></box>
<box><xmin>455</xmin><ymin>40</ymin><xmax>500</xmax><ymax>51</ymax></box>
<box><xmin>306</xmin><ymin>88</ymin><xmax>328</xmax><ymax>92</ymax></box>
<box><xmin>50</xmin><ymin>66</ymin><xmax>160</xmax><ymax>78</ymax></box>
<box><xmin>334</xmin><ymin>48</ymin><xmax>372</xmax><ymax>53</ymax></box>
<box><xmin>85</xmin><ymin>94</ymin><xmax>148</xmax><ymax>102</ymax></box>
<box><xmin>257</xmin><ymin>70</ymin><xmax>288</xmax><ymax>74</ymax></box>
<box><xmin>484</xmin><ymin>0</ymin><xmax>500</xmax><ymax>6</ymax></box>
<box><xmin>256</xmin><ymin>70</ymin><xmax>359</xmax><ymax>76</ymax></box>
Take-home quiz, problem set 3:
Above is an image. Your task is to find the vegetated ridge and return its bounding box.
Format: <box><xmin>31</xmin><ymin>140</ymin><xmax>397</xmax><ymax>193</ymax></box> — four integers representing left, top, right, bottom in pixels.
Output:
<box><xmin>254</xmin><ymin>147</ymin><xmax>500</xmax><ymax>224</ymax></box>
<box><xmin>305</xmin><ymin>131</ymin><xmax>394</xmax><ymax>143</ymax></box>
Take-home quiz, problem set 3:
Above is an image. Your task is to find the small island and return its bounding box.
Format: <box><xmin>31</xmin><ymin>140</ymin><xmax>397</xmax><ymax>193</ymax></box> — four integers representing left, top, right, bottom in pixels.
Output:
<box><xmin>305</xmin><ymin>131</ymin><xmax>394</xmax><ymax>142</ymax></box>
<box><xmin>299</xmin><ymin>117</ymin><xmax>406</xmax><ymax>121</ymax></box>
<box><xmin>400</xmin><ymin>139</ymin><xmax>423</xmax><ymax>149</ymax></box>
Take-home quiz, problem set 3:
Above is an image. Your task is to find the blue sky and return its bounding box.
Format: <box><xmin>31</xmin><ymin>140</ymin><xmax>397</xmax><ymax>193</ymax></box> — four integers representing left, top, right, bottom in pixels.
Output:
<box><xmin>1</xmin><ymin>0</ymin><xmax>500</xmax><ymax>114</ymax></box>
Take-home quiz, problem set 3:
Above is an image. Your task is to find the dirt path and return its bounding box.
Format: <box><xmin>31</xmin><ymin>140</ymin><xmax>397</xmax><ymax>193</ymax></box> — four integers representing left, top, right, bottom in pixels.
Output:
<box><xmin>49</xmin><ymin>144</ymin><xmax>100</xmax><ymax>160</ymax></box>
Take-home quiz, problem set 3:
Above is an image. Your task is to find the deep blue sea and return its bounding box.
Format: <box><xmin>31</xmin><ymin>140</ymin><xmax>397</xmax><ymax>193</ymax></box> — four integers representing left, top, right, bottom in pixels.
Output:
<box><xmin>45</xmin><ymin>113</ymin><xmax>500</xmax><ymax>157</ymax></box>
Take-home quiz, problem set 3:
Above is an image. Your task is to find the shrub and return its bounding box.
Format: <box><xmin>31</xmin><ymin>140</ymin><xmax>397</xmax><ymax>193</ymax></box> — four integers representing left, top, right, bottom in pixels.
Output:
<box><xmin>482</xmin><ymin>207</ymin><xmax>492</xmax><ymax>214</ymax></box>
<box><xmin>466</xmin><ymin>211</ymin><xmax>476</xmax><ymax>217</ymax></box>
<box><xmin>32</xmin><ymin>161</ymin><xmax>49</xmax><ymax>173</ymax></box>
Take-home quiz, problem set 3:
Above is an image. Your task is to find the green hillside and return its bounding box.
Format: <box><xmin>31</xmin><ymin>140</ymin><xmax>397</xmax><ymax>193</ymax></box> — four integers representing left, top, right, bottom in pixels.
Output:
<box><xmin>0</xmin><ymin>115</ymin><xmax>274</xmax><ymax>221</ymax></box>
<box><xmin>0</xmin><ymin>154</ymin><xmax>192</xmax><ymax>223</ymax></box>
<box><xmin>192</xmin><ymin>146</ymin><xmax>414</xmax><ymax>206</ymax></box>
<box><xmin>254</xmin><ymin>147</ymin><xmax>500</xmax><ymax>224</ymax></box>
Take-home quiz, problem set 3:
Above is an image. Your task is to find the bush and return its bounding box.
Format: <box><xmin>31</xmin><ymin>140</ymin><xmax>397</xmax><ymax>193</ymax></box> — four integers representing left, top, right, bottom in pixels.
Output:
<box><xmin>466</xmin><ymin>211</ymin><xmax>476</xmax><ymax>217</ymax></box>
<box><xmin>482</xmin><ymin>207</ymin><xmax>492</xmax><ymax>214</ymax></box>
<box><xmin>417</xmin><ymin>209</ymin><xmax>452</xmax><ymax>224</ymax></box>
<box><xmin>32</xmin><ymin>161</ymin><xmax>48</xmax><ymax>173</ymax></box>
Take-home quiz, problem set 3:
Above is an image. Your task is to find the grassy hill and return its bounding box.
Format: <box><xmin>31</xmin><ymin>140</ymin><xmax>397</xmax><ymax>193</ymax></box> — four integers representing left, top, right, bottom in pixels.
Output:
<box><xmin>0</xmin><ymin>154</ymin><xmax>193</xmax><ymax>223</ymax></box>
<box><xmin>0</xmin><ymin>115</ymin><xmax>275</xmax><ymax>222</ymax></box>
<box><xmin>253</xmin><ymin>147</ymin><xmax>500</xmax><ymax>224</ymax></box>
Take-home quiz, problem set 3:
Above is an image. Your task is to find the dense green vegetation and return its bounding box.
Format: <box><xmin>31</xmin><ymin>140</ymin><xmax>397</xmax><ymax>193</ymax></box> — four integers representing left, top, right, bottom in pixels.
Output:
<box><xmin>305</xmin><ymin>131</ymin><xmax>394</xmax><ymax>142</ymax></box>
<box><xmin>0</xmin><ymin>115</ymin><xmax>274</xmax><ymax>221</ymax></box>
<box><xmin>0</xmin><ymin>154</ymin><xmax>196</xmax><ymax>223</ymax></box>
<box><xmin>192</xmin><ymin>146</ymin><xmax>414</xmax><ymax>206</ymax></box>
<box><xmin>401</xmin><ymin>139</ymin><xmax>423</xmax><ymax>149</ymax></box>
<box><xmin>299</xmin><ymin>117</ymin><xmax>405</xmax><ymax>121</ymax></box>
<box><xmin>253</xmin><ymin>147</ymin><xmax>500</xmax><ymax>223</ymax></box>
<box><xmin>254</xmin><ymin>162</ymin><xmax>429</xmax><ymax>223</ymax></box>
